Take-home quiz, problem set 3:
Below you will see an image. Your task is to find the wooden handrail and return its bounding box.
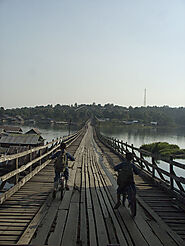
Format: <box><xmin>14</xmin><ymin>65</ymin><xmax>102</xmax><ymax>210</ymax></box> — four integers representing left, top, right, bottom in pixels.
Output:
<box><xmin>0</xmin><ymin>128</ymin><xmax>85</xmax><ymax>204</ymax></box>
<box><xmin>95</xmin><ymin>127</ymin><xmax>185</xmax><ymax>200</ymax></box>
<box><xmin>0</xmin><ymin>130</ymin><xmax>81</xmax><ymax>163</ymax></box>
<box><xmin>0</xmin><ymin>128</ymin><xmax>84</xmax><ymax>201</ymax></box>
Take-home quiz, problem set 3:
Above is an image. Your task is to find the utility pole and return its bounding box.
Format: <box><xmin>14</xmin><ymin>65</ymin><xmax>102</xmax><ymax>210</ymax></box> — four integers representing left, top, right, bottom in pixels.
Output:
<box><xmin>144</xmin><ymin>88</ymin><xmax>147</xmax><ymax>107</ymax></box>
<box><xmin>68</xmin><ymin>119</ymin><xmax>71</xmax><ymax>135</ymax></box>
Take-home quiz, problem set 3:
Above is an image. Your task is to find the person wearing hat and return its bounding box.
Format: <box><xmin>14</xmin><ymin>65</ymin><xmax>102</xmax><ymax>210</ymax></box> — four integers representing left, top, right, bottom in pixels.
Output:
<box><xmin>51</xmin><ymin>142</ymin><xmax>75</xmax><ymax>198</ymax></box>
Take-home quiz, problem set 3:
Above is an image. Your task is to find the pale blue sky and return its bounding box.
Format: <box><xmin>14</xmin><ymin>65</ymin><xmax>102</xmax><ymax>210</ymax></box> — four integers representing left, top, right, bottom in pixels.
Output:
<box><xmin>0</xmin><ymin>0</ymin><xmax>185</xmax><ymax>109</ymax></box>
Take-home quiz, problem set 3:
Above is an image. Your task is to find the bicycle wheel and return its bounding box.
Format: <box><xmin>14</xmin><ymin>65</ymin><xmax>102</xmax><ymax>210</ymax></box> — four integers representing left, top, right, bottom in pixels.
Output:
<box><xmin>130</xmin><ymin>197</ymin><xmax>137</xmax><ymax>217</ymax></box>
<box><xmin>52</xmin><ymin>189</ymin><xmax>56</xmax><ymax>199</ymax></box>
<box><xmin>60</xmin><ymin>179</ymin><xmax>64</xmax><ymax>200</ymax></box>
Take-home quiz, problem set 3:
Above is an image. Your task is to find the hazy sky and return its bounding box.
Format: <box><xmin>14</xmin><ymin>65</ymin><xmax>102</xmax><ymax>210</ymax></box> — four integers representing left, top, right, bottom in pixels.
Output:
<box><xmin>0</xmin><ymin>0</ymin><xmax>185</xmax><ymax>109</ymax></box>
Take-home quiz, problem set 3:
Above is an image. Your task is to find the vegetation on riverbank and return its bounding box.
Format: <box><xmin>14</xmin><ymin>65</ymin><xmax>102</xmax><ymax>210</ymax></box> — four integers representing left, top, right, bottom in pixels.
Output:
<box><xmin>1</xmin><ymin>103</ymin><xmax>185</xmax><ymax>127</ymax></box>
<box><xmin>140</xmin><ymin>142</ymin><xmax>185</xmax><ymax>159</ymax></box>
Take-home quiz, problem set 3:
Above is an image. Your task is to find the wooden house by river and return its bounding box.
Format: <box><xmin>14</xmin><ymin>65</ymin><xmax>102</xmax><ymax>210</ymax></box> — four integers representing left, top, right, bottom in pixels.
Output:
<box><xmin>0</xmin><ymin>127</ymin><xmax>44</xmax><ymax>156</ymax></box>
<box><xmin>0</xmin><ymin>125</ymin><xmax>23</xmax><ymax>134</ymax></box>
<box><xmin>0</xmin><ymin>133</ymin><xmax>44</xmax><ymax>149</ymax></box>
<box><xmin>0</xmin><ymin>128</ymin><xmax>45</xmax><ymax>177</ymax></box>
<box><xmin>25</xmin><ymin>128</ymin><xmax>41</xmax><ymax>135</ymax></box>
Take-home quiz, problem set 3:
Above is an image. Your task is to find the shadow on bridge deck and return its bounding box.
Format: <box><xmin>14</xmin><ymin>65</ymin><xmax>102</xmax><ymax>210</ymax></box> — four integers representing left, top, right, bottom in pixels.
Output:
<box><xmin>0</xmin><ymin>124</ymin><xmax>184</xmax><ymax>246</ymax></box>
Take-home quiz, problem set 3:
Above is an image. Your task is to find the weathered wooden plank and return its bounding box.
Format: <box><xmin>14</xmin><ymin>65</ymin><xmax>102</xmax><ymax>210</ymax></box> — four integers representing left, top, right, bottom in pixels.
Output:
<box><xmin>0</xmin><ymin>211</ymin><xmax>35</xmax><ymax>215</ymax></box>
<box><xmin>0</xmin><ymin>159</ymin><xmax>50</xmax><ymax>204</ymax></box>
<box><xmin>0</xmin><ymin>222</ymin><xmax>27</xmax><ymax>227</ymax></box>
<box><xmin>61</xmin><ymin>202</ymin><xmax>79</xmax><ymax>246</ymax></box>
<box><xmin>103</xmin><ymin>181</ymin><xmax>148</xmax><ymax>245</ymax></box>
<box><xmin>47</xmin><ymin>210</ymin><xmax>68</xmax><ymax>246</ymax></box>
<box><xmin>0</xmin><ymin>230</ymin><xmax>22</xmax><ymax>235</ymax></box>
<box><xmin>59</xmin><ymin>190</ymin><xmax>73</xmax><ymax>210</ymax></box>
<box><xmin>137</xmin><ymin>196</ymin><xmax>184</xmax><ymax>246</ymax></box>
<box><xmin>91</xmin><ymin>155</ymin><xmax>117</xmax><ymax>245</ymax></box>
<box><xmin>135</xmin><ymin>205</ymin><xmax>163</xmax><ymax>246</ymax></box>
<box><xmin>86</xmin><ymin>163</ymin><xmax>92</xmax><ymax>209</ymax></box>
<box><xmin>88</xmin><ymin>168</ymin><xmax>109</xmax><ymax>245</ymax></box>
<box><xmin>156</xmin><ymin>212</ymin><xmax>185</xmax><ymax>217</ymax></box>
<box><xmin>31</xmin><ymin>199</ymin><xmax>61</xmax><ymax>245</ymax></box>
<box><xmin>92</xmin><ymin>158</ymin><xmax>133</xmax><ymax>245</ymax></box>
<box><xmin>84</xmin><ymin>151</ymin><xmax>97</xmax><ymax>245</ymax></box>
<box><xmin>88</xmin><ymin>208</ymin><xmax>98</xmax><ymax>246</ymax></box>
<box><xmin>137</xmin><ymin>192</ymin><xmax>172</xmax><ymax>197</ymax></box>
<box><xmin>0</xmin><ymin>235</ymin><xmax>19</xmax><ymax>240</ymax></box>
<box><xmin>17</xmin><ymin>194</ymin><xmax>53</xmax><ymax>245</ymax></box>
<box><xmin>0</xmin><ymin>215</ymin><xmax>33</xmax><ymax>219</ymax></box>
<box><xmin>0</xmin><ymin>219</ymin><xmax>30</xmax><ymax>223</ymax></box>
<box><xmin>93</xmin><ymin>139</ymin><xmax>151</xmax><ymax>246</ymax></box>
<box><xmin>79</xmin><ymin>155</ymin><xmax>88</xmax><ymax>246</ymax></box>
<box><xmin>0</xmin><ymin>226</ymin><xmax>25</xmax><ymax>231</ymax></box>
<box><xmin>94</xmin><ymin>151</ymin><xmax>150</xmax><ymax>246</ymax></box>
<box><xmin>0</xmin><ymin>241</ymin><xmax>17</xmax><ymax>245</ymax></box>
<box><xmin>97</xmin><ymin>143</ymin><xmax>184</xmax><ymax>245</ymax></box>
<box><xmin>3</xmin><ymin>201</ymin><xmax>42</xmax><ymax>206</ymax></box>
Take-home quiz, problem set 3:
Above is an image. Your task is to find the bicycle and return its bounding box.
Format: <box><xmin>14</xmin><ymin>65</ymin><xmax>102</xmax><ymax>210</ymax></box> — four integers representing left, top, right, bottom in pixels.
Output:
<box><xmin>52</xmin><ymin>171</ymin><xmax>66</xmax><ymax>200</ymax></box>
<box><xmin>121</xmin><ymin>186</ymin><xmax>137</xmax><ymax>218</ymax></box>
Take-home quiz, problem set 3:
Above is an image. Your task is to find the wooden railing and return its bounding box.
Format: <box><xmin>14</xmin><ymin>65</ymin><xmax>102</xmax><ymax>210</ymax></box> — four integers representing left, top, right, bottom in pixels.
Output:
<box><xmin>0</xmin><ymin>128</ymin><xmax>84</xmax><ymax>204</ymax></box>
<box><xmin>95</xmin><ymin>128</ymin><xmax>185</xmax><ymax>203</ymax></box>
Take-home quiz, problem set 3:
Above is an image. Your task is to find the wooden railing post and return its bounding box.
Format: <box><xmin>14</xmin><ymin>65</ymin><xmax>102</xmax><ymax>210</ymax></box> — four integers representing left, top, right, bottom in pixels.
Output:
<box><xmin>113</xmin><ymin>138</ymin><xmax>116</xmax><ymax>149</ymax></box>
<box><xmin>140</xmin><ymin>153</ymin><xmax>144</xmax><ymax>170</ymax></box>
<box><xmin>39</xmin><ymin>149</ymin><xmax>42</xmax><ymax>165</ymax></box>
<box><xmin>170</xmin><ymin>156</ymin><xmax>174</xmax><ymax>190</ymax></box>
<box><xmin>126</xmin><ymin>142</ymin><xmax>128</xmax><ymax>152</ymax></box>
<box><xmin>131</xmin><ymin>144</ymin><xmax>134</xmax><ymax>154</ymax></box>
<box><xmin>29</xmin><ymin>151</ymin><xmax>32</xmax><ymax>173</ymax></box>
<box><xmin>120</xmin><ymin>140</ymin><xmax>123</xmax><ymax>154</ymax></box>
<box><xmin>152</xmin><ymin>157</ymin><xmax>155</xmax><ymax>178</ymax></box>
<box><xmin>15</xmin><ymin>157</ymin><xmax>19</xmax><ymax>184</ymax></box>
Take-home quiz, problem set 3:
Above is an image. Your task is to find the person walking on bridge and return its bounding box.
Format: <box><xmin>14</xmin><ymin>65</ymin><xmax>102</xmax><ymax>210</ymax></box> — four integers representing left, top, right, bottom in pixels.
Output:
<box><xmin>51</xmin><ymin>142</ymin><xmax>75</xmax><ymax>198</ymax></box>
<box><xmin>114</xmin><ymin>152</ymin><xmax>140</xmax><ymax>209</ymax></box>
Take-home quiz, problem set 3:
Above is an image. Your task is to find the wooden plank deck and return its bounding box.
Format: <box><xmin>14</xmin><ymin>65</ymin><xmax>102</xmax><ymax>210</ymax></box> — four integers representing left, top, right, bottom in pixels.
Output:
<box><xmin>0</xmin><ymin>123</ymin><xmax>184</xmax><ymax>245</ymax></box>
<box><xmin>31</xmin><ymin>124</ymin><xmax>185</xmax><ymax>246</ymax></box>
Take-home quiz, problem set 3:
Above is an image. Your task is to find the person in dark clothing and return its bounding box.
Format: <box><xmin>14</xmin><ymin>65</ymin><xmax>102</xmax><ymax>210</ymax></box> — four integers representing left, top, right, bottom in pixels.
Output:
<box><xmin>51</xmin><ymin>142</ymin><xmax>75</xmax><ymax>197</ymax></box>
<box><xmin>114</xmin><ymin>152</ymin><xmax>140</xmax><ymax>209</ymax></box>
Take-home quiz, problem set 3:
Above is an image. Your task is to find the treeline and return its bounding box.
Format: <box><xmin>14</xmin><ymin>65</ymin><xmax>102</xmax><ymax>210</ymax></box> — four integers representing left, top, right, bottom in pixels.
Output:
<box><xmin>0</xmin><ymin>104</ymin><xmax>185</xmax><ymax>127</ymax></box>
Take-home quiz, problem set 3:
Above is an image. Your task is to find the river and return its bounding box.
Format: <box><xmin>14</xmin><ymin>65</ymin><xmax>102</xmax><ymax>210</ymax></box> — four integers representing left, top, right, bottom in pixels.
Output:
<box><xmin>100</xmin><ymin>125</ymin><xmax>185</xmax><ymax>182</ymax></box>
<box><xmin>3</xmin><ymin>123</ymin><xmax>185</xmax><ymax>188</ymax></box>
<box><xmin>20</xmin><ymin>124</ymin><xmax>185</xmax><ymax>149</ymax></box>
<box><xmin>100</xmin><ymin>125</ymin><xmax>185</xmax><ymax>149</ymax></box>
<box><xmin>21</xmin><ymin>124</ymin><xmax>77</xmax><ymax>143</ymax></box>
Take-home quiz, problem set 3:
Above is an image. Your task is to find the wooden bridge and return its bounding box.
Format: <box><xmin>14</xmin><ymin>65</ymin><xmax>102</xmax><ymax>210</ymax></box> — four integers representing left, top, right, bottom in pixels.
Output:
<box><xmin>0</xmin><ymin>122</ymin><xmax>185</xmax><ymax>246</ymax></box>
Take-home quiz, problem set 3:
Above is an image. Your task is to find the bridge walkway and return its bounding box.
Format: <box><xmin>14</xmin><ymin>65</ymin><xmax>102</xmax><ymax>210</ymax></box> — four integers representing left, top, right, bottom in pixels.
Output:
<box><xmin>0</xmin><ymin>123</ymin><xmax>184</xmax><ymax>245</ymax></box>
<box><xmin>94</xmin><ymin>132</ymin><xmax>185</xmax><ymax>243</ymax></box>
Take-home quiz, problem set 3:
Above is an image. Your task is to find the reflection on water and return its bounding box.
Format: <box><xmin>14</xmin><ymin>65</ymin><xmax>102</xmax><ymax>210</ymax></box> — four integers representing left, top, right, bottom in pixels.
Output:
<box><xmin>101</xmin><ymin>125</ymin><xmax>185</xmax><ymax>183</ymax></box>
<box><xmin>1</xmin><ymin>124</ymin><xmax>184</xmax><ymax>191</ymax></box>
<box><xmin>21</xmin><ymin>124</ymin><xmax>79</xmax><ymax>143</ymax></box>
<box><xmin>0</xmin><ymin>124</ymin><xmax>79</xmax><ymax>193</ymax></box>
<box><xmin>101</xmin><ymin>126</ymin><xmax>185</xmax><ymax>149</ymax></box>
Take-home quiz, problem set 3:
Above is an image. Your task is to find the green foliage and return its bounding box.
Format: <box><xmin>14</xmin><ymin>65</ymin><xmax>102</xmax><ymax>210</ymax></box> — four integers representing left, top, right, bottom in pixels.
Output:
<box><xmin>1</xmin><ymin>104</ymin><xmax>185</xmax><ymax>128</ymax></box>
<box><xmin>140</xmin><ymin>142</ymin><xmax>185</xmax><ymax>158</ymax></box>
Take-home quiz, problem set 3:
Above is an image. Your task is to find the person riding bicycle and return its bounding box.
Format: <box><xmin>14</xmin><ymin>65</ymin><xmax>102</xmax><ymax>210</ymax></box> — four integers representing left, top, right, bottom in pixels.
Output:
<box><xmin>51</xmin><ymin>142</ymin><xmax>75</xmax><ymax>198</ymax></box>
<box><xmin>114</xmin><ymin>152</ymin><xmax>140</xmax><ymax>209</ymax></box>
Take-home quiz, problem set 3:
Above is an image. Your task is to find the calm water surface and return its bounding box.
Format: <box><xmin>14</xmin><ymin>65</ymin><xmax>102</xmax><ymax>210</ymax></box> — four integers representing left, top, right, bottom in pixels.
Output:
<box><xmin>100</xmin><ymin>125</ymin><xmax>185</xmax><ymax>149</ymax></box>
<box><xmin>4</xmin><ymin>124</ymin><xmax>185</xmax><ymax>188</ymax></box>
<box><xmin>100</xmin><ymin>125</ymin><xmax>185</xmax><ymax>180</ymax></box>
<box><xmin>21</xmin><ymin>124</ymin><xmax>77</xmax><ymax>143</ymax></box>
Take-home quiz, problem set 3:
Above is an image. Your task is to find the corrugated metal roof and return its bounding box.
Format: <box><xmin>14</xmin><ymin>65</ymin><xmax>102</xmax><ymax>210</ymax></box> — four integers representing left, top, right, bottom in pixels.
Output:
<box><xmin>25</xmin><ymin>128</ymin><xmax>41</xmax><ymax>135</ymax></box>
<box><xmin>0</xmin><ymin>126</ymin><xmax>22</xmax><ymax>132</ymax></box>
<box><xmin>0</xmin><ymin>134</ymin><xmax>42</xmax><ymax>145</ymax></box>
